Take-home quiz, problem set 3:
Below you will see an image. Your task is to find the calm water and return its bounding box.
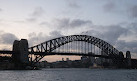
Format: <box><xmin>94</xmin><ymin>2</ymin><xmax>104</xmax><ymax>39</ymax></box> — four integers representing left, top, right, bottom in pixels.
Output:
<box><xmin>0</xmin><ymin>68</ymin><xmax>137</xmax><ymax>81</ymax></box>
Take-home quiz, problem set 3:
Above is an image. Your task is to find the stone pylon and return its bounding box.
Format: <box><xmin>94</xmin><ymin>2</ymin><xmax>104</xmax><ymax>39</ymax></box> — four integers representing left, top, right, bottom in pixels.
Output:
<box><xmin>118</xmin><ymin>51</ymin><xmax>124</xmax><ymax>68</ymax></box>
<box><xmin>12</xmin><ymin>39</ymin><xmax>29</xmax><ymax>69</ymax></box>
<box><xmin>126</xmin><ymin>51</ymin><xmax>131</xmax><ymax>68</ymax></box>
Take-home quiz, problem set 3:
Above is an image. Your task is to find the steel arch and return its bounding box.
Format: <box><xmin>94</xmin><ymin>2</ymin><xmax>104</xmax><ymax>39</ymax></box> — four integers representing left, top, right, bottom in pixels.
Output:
<box><xmin>29</xmin><ymin>35</ymin><xmax>119</xmax><ymax>62</ymax></box>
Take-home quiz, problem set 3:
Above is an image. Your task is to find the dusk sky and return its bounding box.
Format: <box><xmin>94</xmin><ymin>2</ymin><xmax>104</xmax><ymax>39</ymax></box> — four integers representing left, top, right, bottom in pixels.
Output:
<box><xmin>0</xmin><ymin>0</ymin><xmax>137</xmax><ymax>62</ymax></box>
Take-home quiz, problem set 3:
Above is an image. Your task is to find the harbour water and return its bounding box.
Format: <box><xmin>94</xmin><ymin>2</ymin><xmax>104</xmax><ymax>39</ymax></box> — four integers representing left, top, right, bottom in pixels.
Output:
<box><xmin>0</xmin><ymin>68</ymin><xmax>137</xmax><ymax>81</ymax></box>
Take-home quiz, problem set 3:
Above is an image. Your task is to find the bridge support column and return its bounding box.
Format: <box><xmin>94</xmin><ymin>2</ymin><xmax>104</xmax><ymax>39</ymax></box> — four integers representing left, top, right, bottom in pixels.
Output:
<box><xmin>118</xmin><ymin>52</ymin><xmax>124</xmax><ymax>68</ymax></box>
<box><xmin>126</xmin><ymin>51</ymin><xmax>131</xmax><ymax>69</ymax></box>
<box><xmin>12</xmin><ymin>39</ymin><xmax>29</xmax><ymax>69</ymax></box>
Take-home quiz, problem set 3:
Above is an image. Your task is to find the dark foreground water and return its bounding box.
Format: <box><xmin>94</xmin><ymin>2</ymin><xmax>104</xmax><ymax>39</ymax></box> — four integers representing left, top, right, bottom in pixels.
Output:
<box><xmin>0</xmin><ymin>68</ymin><xmax>137</xmax><ymax>81</ymax></box>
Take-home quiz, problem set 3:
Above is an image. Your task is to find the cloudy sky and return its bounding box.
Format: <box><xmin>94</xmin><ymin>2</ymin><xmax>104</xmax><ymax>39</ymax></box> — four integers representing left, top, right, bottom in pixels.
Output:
<box><xmin>0</xmin><ymin>0</ymin><xmax>137</xmax><ymax>61</ymax></box>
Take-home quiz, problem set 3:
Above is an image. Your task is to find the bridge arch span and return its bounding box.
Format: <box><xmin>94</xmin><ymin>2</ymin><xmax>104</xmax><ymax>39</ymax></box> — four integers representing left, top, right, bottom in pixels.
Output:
<box><xmin>29</xmin><ymin>35</ymin><xmax>120</xmax><ymax>62</ymax></box>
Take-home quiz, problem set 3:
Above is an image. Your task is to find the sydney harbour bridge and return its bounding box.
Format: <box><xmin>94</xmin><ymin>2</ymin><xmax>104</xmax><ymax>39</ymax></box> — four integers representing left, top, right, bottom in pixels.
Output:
<box><xmin>0</xmin><ymin>35</ymin><xmax>136</xmax><ymax>69</ymax></box>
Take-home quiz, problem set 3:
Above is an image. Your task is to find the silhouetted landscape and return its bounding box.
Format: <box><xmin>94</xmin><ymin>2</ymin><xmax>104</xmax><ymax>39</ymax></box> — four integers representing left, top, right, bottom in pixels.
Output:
<box><xmin>0</xmin><ymin>0</ymin><xmax>137</xmax><ymax>81</ymax></box>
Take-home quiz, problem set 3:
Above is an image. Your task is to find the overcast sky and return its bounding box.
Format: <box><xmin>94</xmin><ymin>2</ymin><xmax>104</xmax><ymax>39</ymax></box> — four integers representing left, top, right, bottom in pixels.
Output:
<box><xmin>0</xmin><ymin>0</ymin><xmax>137</xmax><ymax>61</ymax></box>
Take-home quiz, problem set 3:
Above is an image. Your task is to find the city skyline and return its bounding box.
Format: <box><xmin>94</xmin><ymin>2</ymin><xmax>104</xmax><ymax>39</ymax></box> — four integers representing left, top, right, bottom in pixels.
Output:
<box><xmin>0</xmin><ymin>0</ymin><xmax>137</xmax><ymax>62</ymax></box>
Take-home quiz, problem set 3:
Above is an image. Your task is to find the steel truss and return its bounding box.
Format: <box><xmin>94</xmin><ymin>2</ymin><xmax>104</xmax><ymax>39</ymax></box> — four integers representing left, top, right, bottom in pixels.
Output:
<box><xmin>29</xmin><ymin>35</ymin><xmax>120</xmax><ymax>64</ymax></box>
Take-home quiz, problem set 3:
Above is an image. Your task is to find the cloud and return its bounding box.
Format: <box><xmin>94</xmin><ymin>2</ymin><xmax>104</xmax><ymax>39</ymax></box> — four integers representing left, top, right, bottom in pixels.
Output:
<box><xmin>116</xmin><ymin>40</ymin><xmax>137</xmax><ymax>53</ymax></box>
<box><xmin>28</xmin><ymin>32</ymin><xmax>47</xmax><ymax>46</ymax></box>
<box><xmin>31</xmin><ymin>7</ymin><xmax>45</xmax><ymax>17</ymax></box>
<box><xmin>127</xmin><ymin>22</ymin><xmax>137</xmax><ymax>34</ymax></box>
<box><xmin>27</xmin><ymin>7</ymin><xmax>45</xmax><ymax>22</ymax></box>
<box><xmin>120</xmin><ymin>22</ymin><xmax>137</xmax><ymax>38</ymax></box>
<box><xmin>103</xmin><ymin>2</ymin><xmax>115</xmax><ymax>12</ymax></box>
<box><xmin>67</xmin><ymin>1</ymin><xmax>80</xmax><ymax>8</ymax></box>
<box><xmin>101</xmin><ymin>25</ymin><xmax>128</xmax><ymax>44</ymax></box>
<box><xmin>84</xmin><ymin>25</ymin><xmax>128</xmax><ymax>45</ymax></box>
<box><xmin>114</xmin><ymin>22</ymin><xmax>137</xmax><ymax>53</ymax></box>
<box><xmin>68</xmin><ymin>2</ymin><xmax>80</xmax><ymax>8</ymax></box>
<box><xmin>49</xmin><ymin>31</ymin><xmax>63</xmax><ymax>37</ymax></box>
<box><xmin>54</xmin><ymin>18</ymin><xmax>92</xmax><ymax>29</ymax></box>
<box><xmin>28</xmin><ymin>31</ymin><xmax>63</xmax><ymax>46</ymax></box>
<box><xmin>129</xmin><ymin>5</ymin><xmax>137</xmax><ymax>18</ymax></box>
<box><xmin>0</xmin><ymin>31</ymin><xmax>19</xmax><ymax>45</ymax></box>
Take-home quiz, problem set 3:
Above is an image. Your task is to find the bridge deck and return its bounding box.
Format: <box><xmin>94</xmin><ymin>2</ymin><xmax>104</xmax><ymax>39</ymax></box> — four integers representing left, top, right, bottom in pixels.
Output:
<box><xmin>0</xmin><ymin>50</ymin><xmax>108</xmax><ymax>58</ymax></box>
<box><xmin>1</xmin><ymin>50</ymin><xmax>137</xmax><ymax>60</ymax></box>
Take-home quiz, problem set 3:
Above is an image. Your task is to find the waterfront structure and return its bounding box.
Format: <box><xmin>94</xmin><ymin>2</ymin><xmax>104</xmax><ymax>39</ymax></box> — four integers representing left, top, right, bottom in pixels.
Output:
<box><xmin>12</xmin><ymin>39</ymin><xmax>29</xmax><ymax>69</ymax></box>
<box><xmin>126</xmin><ymin>51</ymin><xmax>131</xmax><ymax>68</ymax></box>
<box><xmin>0</xmin><ymin>35</ymin><xmax>137</xmax><ymax>69</ymax></box>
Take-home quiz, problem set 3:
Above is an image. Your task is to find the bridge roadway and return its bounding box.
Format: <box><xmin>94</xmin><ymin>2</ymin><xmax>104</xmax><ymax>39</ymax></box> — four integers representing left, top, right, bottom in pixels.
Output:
<box><xmin>0</xmin><ymin>50</ymin><xmax>109</xmax><ymax>58</ymax></box>
<box><xmin>1</xmin><ymin>50</ymin><xmax>137</xmax><ymax>60</ymax></box>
